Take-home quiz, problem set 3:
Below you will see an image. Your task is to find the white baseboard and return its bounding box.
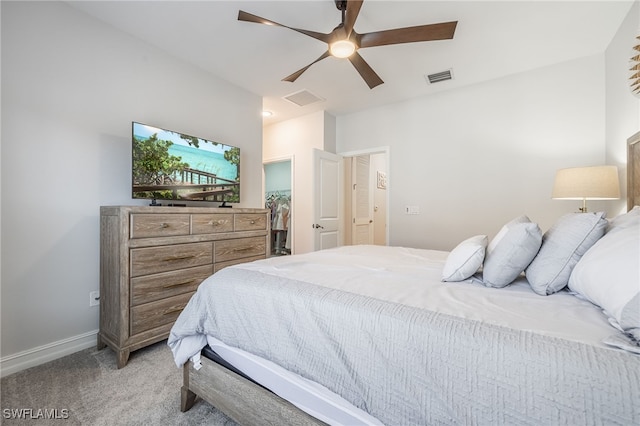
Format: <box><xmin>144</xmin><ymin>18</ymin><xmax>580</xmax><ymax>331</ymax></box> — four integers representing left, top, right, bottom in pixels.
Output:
<box><xmin>0</xmin><ymin>330</ymin><xmax>98</xmax><ymax>378</ymax></box>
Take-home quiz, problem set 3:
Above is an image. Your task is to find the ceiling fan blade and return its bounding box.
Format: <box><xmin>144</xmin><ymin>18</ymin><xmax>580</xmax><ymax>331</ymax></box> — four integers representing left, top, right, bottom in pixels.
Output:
<box><xmin>282</xmin><ymin>51</ymin><xmax>331</xmax><ymax>83</ymax></box>
<box><xmin>348</xmin><ymin>52</ymin><xmax>383</xmax><ymax>89</ymax></box>
<box><xmin>238</xmin><ymin>10</ymin><xmax>332</xmax><ymax>43</ymax></box>
<box><xmin>358</xmin><ymin>21</ymin><xmax>458</xmax><ymax>48</ymax></box>
<box><xmin>343</xmin><ymin>0</ymin><xmax>364</xmax><ymax>37</ymax></box>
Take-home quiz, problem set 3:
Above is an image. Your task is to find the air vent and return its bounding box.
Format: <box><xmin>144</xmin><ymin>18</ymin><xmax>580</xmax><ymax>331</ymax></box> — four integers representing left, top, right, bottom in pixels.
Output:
<box><xmin>283</xmin><ymin>89</ymin><xmax>325</xmax><ymax>107</ymax></box>
<box><xmin>425</xmin><ymin>69</ymin><xmax>453</xmax><ymax>84</ymax></box>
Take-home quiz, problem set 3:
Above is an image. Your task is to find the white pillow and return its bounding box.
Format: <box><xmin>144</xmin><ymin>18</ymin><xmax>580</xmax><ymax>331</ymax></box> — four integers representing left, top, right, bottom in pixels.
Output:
<box><xmin>526</xmin><ymin>212</ymin><xmax>608</xmax><ymax>296</ymax></box>
<box><xmin>486</xmin><ymin>215</ymin><xmax>530</xmax><ymax>255</ymax></box>
<box><xmin>608</xmin><ymin>205</ymin><xmax>639</xmax><ymax>232</ymax></box>
<box><xmin>568</xmin><ymin>212</ymin><xmax>639</xmax><ymax>337</ymax></box>
<box><xmin>441</xmin><ymin>235</ymin><xmax>488</xmax><ymax>282</ymax></box>
<box><xmin>482</xmin><ymin>220</ymin><xmax>542</xmax><ymax>288</ymax></box>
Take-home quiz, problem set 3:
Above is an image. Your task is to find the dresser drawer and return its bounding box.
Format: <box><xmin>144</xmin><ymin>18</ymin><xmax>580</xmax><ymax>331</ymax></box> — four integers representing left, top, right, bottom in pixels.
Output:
<box><xmin>192</xmin><ymin>213</ymin><xmax>233</xmax><ymax>235</ymax></box>
<box><xmin>130</xmin><ymin>292</ymin><xmax>193</xmax><ymax>335</ymax></box>
<box><xmin>130</xmin><ymin>264</ymin><xmax>213</xmax><ymax>306</ymax></box>
<box><xmin>130</xmin><ymin>242</ymin><xmax>213</xmax><ymax>278</ymax></box>
<box><xmin>234</xmin><ymin>213</ymin><xmax>267</xmax><ymax>231</ymax></box>
<box><xmin>130</xmin><ymin>214</ymin><xmax>190</xmax><ymax>239</ymax></box>
<box><xmin>215</xmin><ymin>236</ymin><xmax>267</xmax><ymax>263</ymax></box>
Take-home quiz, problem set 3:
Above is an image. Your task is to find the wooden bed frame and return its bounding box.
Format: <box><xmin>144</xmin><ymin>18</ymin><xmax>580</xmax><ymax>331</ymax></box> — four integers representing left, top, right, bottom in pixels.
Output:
<box><xmin>180</xmin><ymin>135</ymin><xmax>640</xmax><ymax>425</ymax></box>
<box><xmin>181</xmin><ymin>353</ymin><xmax>326</xmax><ymax>425</ymax></box>
<box><xmin>628</xmin><ymin>130</ymin><xmax>640</xmax><ymax>209</ymax></box>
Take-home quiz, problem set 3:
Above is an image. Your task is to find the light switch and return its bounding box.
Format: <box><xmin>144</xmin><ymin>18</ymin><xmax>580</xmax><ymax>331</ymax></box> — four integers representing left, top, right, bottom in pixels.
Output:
<box><xmin>405</xmin><ymin>205</ymin><xmax>420</xmax><ymax>215</ymax></box>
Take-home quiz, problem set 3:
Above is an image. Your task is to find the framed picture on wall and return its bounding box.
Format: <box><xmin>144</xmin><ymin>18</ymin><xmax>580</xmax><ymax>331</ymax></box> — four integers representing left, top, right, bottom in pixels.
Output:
<box><xmin>377</xmin><ymin>171</ymin><xmax>386</xmax><ymax>189</ymax></box>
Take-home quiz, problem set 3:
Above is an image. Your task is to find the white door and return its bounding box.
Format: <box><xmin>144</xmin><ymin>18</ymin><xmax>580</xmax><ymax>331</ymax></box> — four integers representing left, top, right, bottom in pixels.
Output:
<box><xmin>313</xmin><ymin>149</ymin><xmax>342</xmax><ymax>251</ymax></box>
<box><xmin>352</xmin><ymin>155</ymin><xmax>374</xmax><ymax>244</ymax></box>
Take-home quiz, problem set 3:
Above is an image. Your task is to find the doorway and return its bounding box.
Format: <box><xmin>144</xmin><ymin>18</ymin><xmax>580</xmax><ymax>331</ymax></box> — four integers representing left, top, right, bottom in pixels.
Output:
<box><xmin>340</xmin><ymin>147</ymin><xmax>389</xmax><ymax>246</ymax></box>
<box><xmin>264</xmin><ymin>158</ymin><xmax>293</xmax><ymax>256</ymax></box>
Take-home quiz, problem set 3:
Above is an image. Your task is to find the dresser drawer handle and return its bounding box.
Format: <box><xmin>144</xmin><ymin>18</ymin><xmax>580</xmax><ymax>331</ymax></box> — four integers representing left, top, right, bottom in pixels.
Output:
<box><xmin>160</xmin><ymin>223</ymin><xmax>170</xmax><ymax>228</ymax></box>
<box><xmin>250</xmin><ymin>220</ymin><xmax>256</xmax><ymax>224</ymax></box>
<box><xmin>165</xmin><ymin>254</ymin><xmax>196</xmax><ymax>261</ymax></box>
<box><xmin>163</xmin><ymin>280</ymin><xmax>196</xmax><ymax>289</ymax></box>
<box><xmin>164</xmin><ymin>306</ymin><xmax>185</xmax><ymax>315</ymax></box>
<box><xmin>233</xmin><ymin>247</ymin><xmax>253</xmax><ymax>253</ymax></box>
<box><xmin>209</xmin><ymin>221</ymin><xmax>219</xmax><ymax>226</ymax></box>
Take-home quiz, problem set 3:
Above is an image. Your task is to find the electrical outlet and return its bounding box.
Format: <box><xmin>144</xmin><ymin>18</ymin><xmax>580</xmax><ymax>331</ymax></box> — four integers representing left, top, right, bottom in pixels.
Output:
<box><xmin>89</xmin><ymin>291</ymin><xmax>100</xmax><ymax>307</ymax></box>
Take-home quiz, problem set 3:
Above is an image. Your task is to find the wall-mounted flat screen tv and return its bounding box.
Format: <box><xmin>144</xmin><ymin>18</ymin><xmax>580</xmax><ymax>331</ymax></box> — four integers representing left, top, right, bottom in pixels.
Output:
<box><xmin>132</xmin><ymin>122</ymin><xmax>240</xmax><ymax>203</ymax></box>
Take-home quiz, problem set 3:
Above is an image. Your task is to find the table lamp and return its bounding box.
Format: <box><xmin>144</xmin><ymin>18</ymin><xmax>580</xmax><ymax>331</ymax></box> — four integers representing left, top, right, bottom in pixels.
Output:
<box><xmin>552</xmin><ymin>165</ymin><xmax>620</xmax><ymax>212</ymax></box>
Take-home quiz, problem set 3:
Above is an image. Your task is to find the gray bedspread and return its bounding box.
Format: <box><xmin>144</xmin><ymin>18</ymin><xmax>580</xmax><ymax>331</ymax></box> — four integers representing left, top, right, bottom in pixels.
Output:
<box><xmin>169</xmin><ymin>265</ymin><xmax>640</xmax><ymax>425</ymax></box>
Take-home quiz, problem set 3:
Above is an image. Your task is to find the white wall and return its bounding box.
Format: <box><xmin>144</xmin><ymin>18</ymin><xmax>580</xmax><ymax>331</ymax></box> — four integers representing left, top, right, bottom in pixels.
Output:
<box><xmin>0</xmin><ymin>1</ymin><xmax>263</xmax><ymax>371</ymax></box>
<box><xmin>606</xmin><ymin>0</ymin><xmax>640</xmax><ymax>214</ymax></box>
<box><xmin>337</xmin><ymin>55</ymin><xmax>609</xmax><ymax>251</ymax></box>
<box><xmin>263</xmin><ymin>111</ymin><xmax>336</xmax><ymax>254</ymax></box>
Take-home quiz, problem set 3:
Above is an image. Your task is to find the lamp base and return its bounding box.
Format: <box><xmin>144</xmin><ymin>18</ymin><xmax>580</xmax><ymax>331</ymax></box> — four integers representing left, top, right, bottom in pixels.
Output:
<box><xmin>578</xmin><ymin>198</ymin><xmax>587</xmax><ymax>213</ymax></box>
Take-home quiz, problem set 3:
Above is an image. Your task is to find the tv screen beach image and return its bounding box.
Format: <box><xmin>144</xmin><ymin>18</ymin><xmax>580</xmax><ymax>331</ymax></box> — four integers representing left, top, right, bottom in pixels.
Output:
<box><xmin>132</xmin><ymin>122</ymin><xmax>240</xmax><ymax>202</ymax></box>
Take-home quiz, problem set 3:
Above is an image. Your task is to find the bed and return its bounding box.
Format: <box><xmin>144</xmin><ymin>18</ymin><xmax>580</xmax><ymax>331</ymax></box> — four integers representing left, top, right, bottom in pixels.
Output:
<box><xmin>169</xmin><ymin>148</ymin><xmax>640</xmax><ymax>425</ymax></box>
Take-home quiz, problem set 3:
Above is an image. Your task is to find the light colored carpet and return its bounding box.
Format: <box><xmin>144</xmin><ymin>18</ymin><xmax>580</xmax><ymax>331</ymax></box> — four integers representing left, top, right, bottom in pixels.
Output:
<box><xmin>1</xmin><ymin>341</ymin><xmax>237</xmax><ymax>425</ymax></box>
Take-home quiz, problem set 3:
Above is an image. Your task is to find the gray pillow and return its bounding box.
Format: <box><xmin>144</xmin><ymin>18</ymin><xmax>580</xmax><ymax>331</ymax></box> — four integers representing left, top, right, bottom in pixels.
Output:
<box><xmin>526</xmin><ymin>212</ymin><xmax>607</xmax><ymax>296</ymax></box>
<box><xmin>482</xmin><ymin>221</ymin><xmax>542</xmax><ymax>288</ymax></box>
<box><xmin>486</xmin><ymin>214</ymin><xmax>530</xmax><ymax>255</ymax></box>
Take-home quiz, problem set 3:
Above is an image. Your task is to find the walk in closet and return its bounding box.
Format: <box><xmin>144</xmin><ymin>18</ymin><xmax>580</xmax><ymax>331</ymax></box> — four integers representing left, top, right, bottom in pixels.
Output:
<box><xmin>264</xmin><ymin>160</ymin><xmax>292</xmax><ymax>256</ymax></box>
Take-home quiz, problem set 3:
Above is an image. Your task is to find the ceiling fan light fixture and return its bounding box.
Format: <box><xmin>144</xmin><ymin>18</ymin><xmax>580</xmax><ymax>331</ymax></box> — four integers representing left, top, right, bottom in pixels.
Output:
<box><xmin>330</xmin><ymin>39</ymin><xmax>356</xmax><ymax>58</ymax></box>
<box><xmin>238</xmin><ymin>1</ymin><xmax>458</xmax><ymax>89</ymax></box>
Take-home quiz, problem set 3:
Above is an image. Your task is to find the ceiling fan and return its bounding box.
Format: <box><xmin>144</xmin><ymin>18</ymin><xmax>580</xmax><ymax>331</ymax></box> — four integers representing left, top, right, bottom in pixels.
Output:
<box><xmin>238</xmin><ymin>0</ymin><xmax>457</xmax><ymax>89</ymax></box>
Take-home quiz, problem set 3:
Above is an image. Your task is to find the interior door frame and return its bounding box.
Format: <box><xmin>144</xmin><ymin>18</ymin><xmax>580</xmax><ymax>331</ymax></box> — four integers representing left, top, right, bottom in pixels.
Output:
<box><xmin>339</xmin><ymin>146</ymin><xmax>390</xmax><ymax>246</ymax></box>
<box><xmin>263</xmin><ymin>155</ymin><xmax>295</xmax><ymax>254</ymax></box>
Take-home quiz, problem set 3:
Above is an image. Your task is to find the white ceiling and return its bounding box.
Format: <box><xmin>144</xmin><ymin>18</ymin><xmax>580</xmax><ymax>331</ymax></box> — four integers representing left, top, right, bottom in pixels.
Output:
<box><xmin>67</xmin><ymin>0</ymin><xmax>634</xmax><ymax>124</ymax></box>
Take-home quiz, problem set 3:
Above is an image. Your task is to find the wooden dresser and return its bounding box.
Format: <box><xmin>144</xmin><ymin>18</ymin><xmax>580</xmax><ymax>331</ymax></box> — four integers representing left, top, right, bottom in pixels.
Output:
<box><xmin>99</xmin><ymin>205</ymin><xmax>270</xmax><ymax>368</ymax></box>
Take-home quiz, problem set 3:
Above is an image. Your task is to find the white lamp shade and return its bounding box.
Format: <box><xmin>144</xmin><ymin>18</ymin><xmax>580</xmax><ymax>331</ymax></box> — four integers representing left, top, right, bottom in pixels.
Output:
<box><xmin>552</xmin><ymin>165</ymin><xmax>620</xmax><ymax>200</ymax></box>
